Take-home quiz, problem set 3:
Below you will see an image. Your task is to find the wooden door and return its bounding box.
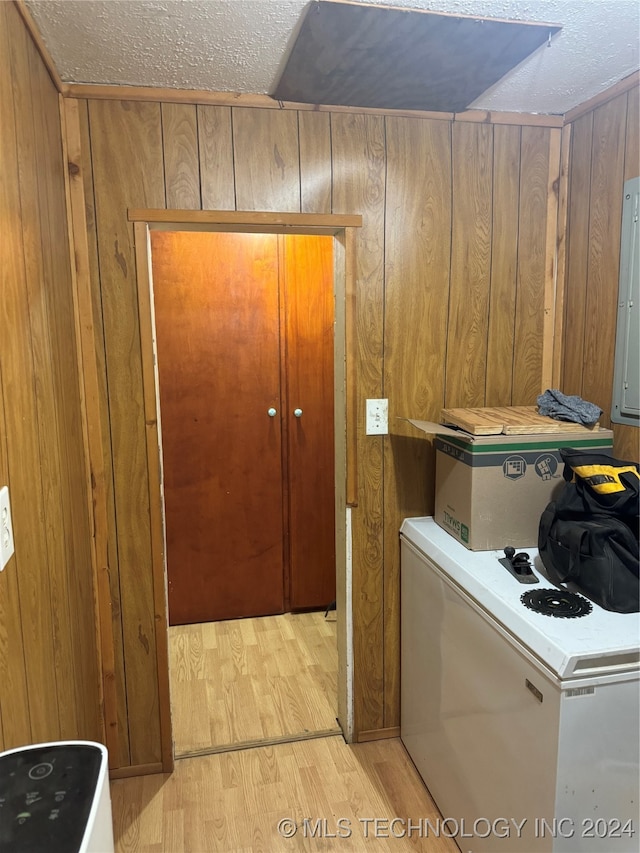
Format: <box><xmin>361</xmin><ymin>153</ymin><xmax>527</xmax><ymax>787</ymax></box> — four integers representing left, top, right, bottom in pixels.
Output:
<box><xmin>283</xmin><ymin>236</ymin><xmax>336</xmax><ymax>610</ymax></box>
<box><xmin>150</xmin><ymin>231</ymin><xmax>285</xmax><ymax>625</ymax></box>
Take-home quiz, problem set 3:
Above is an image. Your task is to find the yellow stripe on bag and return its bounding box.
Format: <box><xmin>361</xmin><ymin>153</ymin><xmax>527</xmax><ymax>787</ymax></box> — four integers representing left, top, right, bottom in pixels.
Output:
<box><xmin>572</xmin><ymin>464</ymin><xmax>640</xmax><ymax>494</ymax></box>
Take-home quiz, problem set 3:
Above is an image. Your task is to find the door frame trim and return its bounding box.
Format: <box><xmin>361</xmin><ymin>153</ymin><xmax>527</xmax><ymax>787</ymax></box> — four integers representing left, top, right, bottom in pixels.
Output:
<box><xmin>132</xmin><ymin>212</ymin><xmax>361</xmax><ymax>772</ymax></box>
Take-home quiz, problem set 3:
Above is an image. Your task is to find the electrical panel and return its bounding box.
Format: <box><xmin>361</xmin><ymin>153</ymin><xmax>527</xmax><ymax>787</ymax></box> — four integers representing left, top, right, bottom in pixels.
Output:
<box><xmin>612</xmin><ymin>177</ymin><xmax>640</xmax><ymax>427</ymax></box>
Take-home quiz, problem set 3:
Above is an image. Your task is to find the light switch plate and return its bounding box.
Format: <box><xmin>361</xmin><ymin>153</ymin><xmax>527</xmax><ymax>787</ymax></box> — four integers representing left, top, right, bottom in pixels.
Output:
<box><xmin>0</xmin><ymin>486</ymin><xmax>15</xmax><ymax>571</ymax></box>
<box><xmin>366</xmin><ymin>398</ymin><xmax>389</xmax><ymax>435</ymax></box>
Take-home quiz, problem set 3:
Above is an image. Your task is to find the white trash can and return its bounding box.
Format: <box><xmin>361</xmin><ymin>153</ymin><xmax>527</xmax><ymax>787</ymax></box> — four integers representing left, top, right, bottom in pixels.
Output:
<box><xmin>0</xmin><ymin>740</ymin><xmax>114</xmax><ymax>852</ymax></box>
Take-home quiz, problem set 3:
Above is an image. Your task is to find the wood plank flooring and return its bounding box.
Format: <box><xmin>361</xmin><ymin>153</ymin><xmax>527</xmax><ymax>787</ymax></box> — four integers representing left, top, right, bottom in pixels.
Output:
<box><xmin>111</xmin><ymin>735</ymin><xmax>458</xmax><ymax>852</ymax></box>
<box><xmin>169</xmin><ymin>611</ymin><xmax>340</xmax><ymax>756</ymax></box>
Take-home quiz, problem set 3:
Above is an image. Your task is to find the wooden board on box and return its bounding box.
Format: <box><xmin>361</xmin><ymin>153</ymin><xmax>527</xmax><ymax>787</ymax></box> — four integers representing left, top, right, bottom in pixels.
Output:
<box><xmin>440</xmin><ymin>405</ymin><xmax>599</xmax><ymax>435</ymax></box>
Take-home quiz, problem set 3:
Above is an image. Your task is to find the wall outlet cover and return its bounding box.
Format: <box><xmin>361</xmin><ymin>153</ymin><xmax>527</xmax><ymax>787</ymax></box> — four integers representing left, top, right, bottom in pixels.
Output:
<box><xmin>0</xmin><ymin>486</ymin><xmax>15</xmax><ymax>572</ymax></box>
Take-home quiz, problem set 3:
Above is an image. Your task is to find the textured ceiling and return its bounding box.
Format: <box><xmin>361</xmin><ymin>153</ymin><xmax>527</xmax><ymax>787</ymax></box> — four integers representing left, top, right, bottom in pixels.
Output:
<box><xmin>25</xmin><ymin>0</ymin><xmax>640</xmax><ymax>115</ymax></box>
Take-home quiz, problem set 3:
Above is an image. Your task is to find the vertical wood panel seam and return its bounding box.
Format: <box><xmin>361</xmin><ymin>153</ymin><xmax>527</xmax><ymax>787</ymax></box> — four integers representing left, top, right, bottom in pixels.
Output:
<box><xmin>510</xmin><ymin>127</ymin><xmax>524</xmax><ymax>402</ymax></box>
<box><xmin>296</xmin><ymin>112</ymin><xmax>302</xmax><ymax>213</ymax></box>
<box><xmin>230</xmin><ymin>107</ymin><xmax>238</xmax><ymax>211</ymax></box>
<box><xmin>483</xmin><ymin>126</ymin><xmax>495</xmax><ymax>405</ymax></box>
<box><xmin>581</xmin><ymin>117</ymin><xmax>597</xmax><ymax>397</ymax></box>
<box><xmin>442</xmin><ymin>120</ymin><xmax>454</xmax><ymax>409</ymax></box>
<box><xmin>159</xmin><ymin>104</ymin><xmax>168</xmax><ymax>210</ymax></box>
<box><xmin>194</xmin><ymin>105</ymin><xmax>203</xmax><ymax>210</ymax></box>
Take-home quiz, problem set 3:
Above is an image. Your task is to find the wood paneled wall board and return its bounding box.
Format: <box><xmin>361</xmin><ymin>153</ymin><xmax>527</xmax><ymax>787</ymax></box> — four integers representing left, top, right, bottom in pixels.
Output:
<box><xmin>3</xmin><ymin>2</ymin><xmax>61</xmax><ymax>742</ymax></box>
<box><xmin>197</xmin><ymin>105</ymin><xmax>235</xmax><ymax>210</ymax></box>
<box><xmin>512</xmin><ymin>126</ymin><xmax>553</xmax><ymax>405</ymax></box>
<box><xmin>33</xmin><ymin>42</ymin><xmax>101</xmax><ymax>742</ymax></box>
<box><xmin>382</xmin><ymin>115</ymin><xmax>452</xmax><ymax>728</ymax></box>
<box><xmin>561</xmin><ymin>112</ymin><xmax>593</xmax><ymax>395</ymax></box>
<box><xmin>486</xmin><ymin>124</ymin><xmax>521</xmax><ymax>406</ymax></box>
<box><xmin>582</xmin><ymin>95</ymin><xmax>628</xmax><ymax>423</ymax></box>
<box><xmin>299</xmin><ymin>111</ymin><xmax>332</xmax><ymax>214</ymax></box>
<box><xmin>87</xmin><ymin>98</ymin><xmax>166</xmax><ymax>765</ymax></box>
<box><xmin>541</xmin><ymin>128</ymin><xmax>562</xmax><ymax>392</ymax></box>
<box><xmin>331</xmin><ymin>111</ymin><xmax>386</xmax><ymax>734</ymax></box>
<box><xmin>552</xmin><ymin>124</ymin><xmax>572</xmax><ymax>391</ymax></box>
<box><xmin>77</xmin><ymin>98</ymin><xmax>132</xmax><ymax>767</ymax></box>
<box><xmin>232</xmin><ymin>108</ymin><xmax>301</xmax><ymax>212</ymax></box>
<box><xmin>161</xmin><ymin>103</ymin><xmax>200</xmax><ymax>210</ymax></box>
<box><xmin>563</xmin><ymin>85</ymin><xmax>639</xmax><ymax>461</ymax></box>
<box><xmin>61</xmin><ymin>96</ymin><xmax>118</xmax><ymax>760</ymax></box>
<box><xmin>445</xmin><ymin>121</ymin><xmax>493</xmax><ymax>408</ymax></box>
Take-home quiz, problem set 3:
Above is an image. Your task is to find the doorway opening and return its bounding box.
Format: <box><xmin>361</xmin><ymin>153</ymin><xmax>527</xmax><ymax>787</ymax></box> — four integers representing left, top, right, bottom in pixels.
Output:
<box><xmin>131</xmin><ymin>211</ymin><xmax>360</xmax><ymax>769</ymax></box>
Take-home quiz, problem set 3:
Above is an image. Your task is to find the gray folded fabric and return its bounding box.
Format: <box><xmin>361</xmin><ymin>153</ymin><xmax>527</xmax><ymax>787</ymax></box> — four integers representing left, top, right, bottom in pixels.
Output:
<box><xmin>537</xmin><ymin>389</ymin><xmax>602</xmax><ymax>426</ymax></box>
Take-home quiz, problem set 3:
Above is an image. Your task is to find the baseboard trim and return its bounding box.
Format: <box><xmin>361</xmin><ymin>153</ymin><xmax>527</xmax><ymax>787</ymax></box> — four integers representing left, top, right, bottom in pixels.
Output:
<box><xmin>356</xmin><ymin>726</ymin><xmax>400</xmax><ymax>743</ymax></box>
<box><xmin>109</xmin><ymin>762</ymin><xmax>164</xmax><ymax>779</ymax></box>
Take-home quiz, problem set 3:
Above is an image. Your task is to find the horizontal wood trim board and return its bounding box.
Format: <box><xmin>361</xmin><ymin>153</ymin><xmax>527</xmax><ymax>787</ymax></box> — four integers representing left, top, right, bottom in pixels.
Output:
<box><xmin>109</xmin><ymin>762</ymin><xmax>163</xmax><ymax>780</ymax></box>
<box><xmin>64</xmin><ymin>82</ymin><xmax>564</xmax><ymax>126</ymax></box>
<box><xmin>128</xmin><ymin>209</ymin><xmax>363</xmax><ymax>229</ymax></box>
<box><xmin>356</xmin><ymin>727</ymin><xmax>401</xmax><ymax>742</ymax></box>
<box><xmin>564</xmin><ymin>71</ymin><xmax>640</xmax><ymax>124</ymax></box>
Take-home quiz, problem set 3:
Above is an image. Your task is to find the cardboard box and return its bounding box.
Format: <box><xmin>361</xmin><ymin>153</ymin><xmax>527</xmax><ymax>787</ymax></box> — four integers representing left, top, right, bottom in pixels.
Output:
<box><xmin>406</xmin><ymin>419</ymin><xmax>614</xmax><ymax>551</ymax></box>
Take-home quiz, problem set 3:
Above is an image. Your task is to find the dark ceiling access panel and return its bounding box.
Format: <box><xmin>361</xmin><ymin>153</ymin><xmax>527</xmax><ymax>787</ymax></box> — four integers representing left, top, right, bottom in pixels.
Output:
<box><xmin>273</xmin><ymin>0</ymin><xmax>562</xmax><ymax>113</ymax></box>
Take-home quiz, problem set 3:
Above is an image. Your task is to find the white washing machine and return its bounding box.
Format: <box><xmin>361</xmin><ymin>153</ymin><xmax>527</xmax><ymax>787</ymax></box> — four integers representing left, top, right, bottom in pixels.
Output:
<box><xmin>0</xmin><ymin>740</ymin><xmax>114</xmax><ymax>852</ymax></box>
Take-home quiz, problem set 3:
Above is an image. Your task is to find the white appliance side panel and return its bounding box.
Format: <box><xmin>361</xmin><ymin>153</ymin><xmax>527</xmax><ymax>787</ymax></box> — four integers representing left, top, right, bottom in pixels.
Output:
<box><xmin>552</xmin><ymin>679</ymin><xmax>640</xmax><ymax>853</ymax></box>
<box><xmin>401</xmin><ymin>538</ymin><xmax>559</xmax><ymax>853</ymax></box>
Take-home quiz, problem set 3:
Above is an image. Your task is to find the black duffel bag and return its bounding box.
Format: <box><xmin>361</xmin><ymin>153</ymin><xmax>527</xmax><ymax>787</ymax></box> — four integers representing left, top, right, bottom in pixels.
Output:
<box><xmin>538</xmin><ymin>448</ymin><xmax>640</xmax><ymax>613</ymax></box>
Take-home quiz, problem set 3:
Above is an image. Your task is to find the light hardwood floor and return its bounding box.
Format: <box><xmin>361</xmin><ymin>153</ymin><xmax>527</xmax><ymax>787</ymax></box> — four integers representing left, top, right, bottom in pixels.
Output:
<box><xmin>111</xmin><ymin>735</ymin><xmax>458</xmax><ymax>852</ymax></box>
<box><xmin>169</xmin><ymin>611</ymin><xmax>340</xmax><ymax>756</ymax></box>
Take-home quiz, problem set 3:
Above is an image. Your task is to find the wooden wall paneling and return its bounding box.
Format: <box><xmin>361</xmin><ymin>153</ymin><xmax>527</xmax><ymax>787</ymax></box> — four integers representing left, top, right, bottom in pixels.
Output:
<box><xmin>331</xmin><ymin>112</ymin><xmax>386</xmax><ymax>735</ymax></box>
<box><xmin>582</xmin><ymin>95</ymin><xmax>627</xmax><ymax>423</ymax></box>
<box><xmin>512</xmin><ymin>126</ymin><xmax>551</xmax><ymax>405</ymax></box>
<box><xmin>540</xmin><ymin>129</ymin><xmax>562</xmax><ymax>392</ymax></box>
<box><xmin>0</xmin><ymin>361</ymin><xmax>31</xmax><ymax>749</ymax></box>
<box><xmin>445</xmin><ymin>121</ymin><xmax>493</xmax><ymax>408</ymax></box>
<box><xmin>88</xmin><ymin>98</ymin><xmax>166</xmax><ymax>765</ymax></box>
<box><xmin>486</xmin><ymin>125</ymin><xmax>521</xmax><ymax>405</ymax></box>
<box><xmin>232</xmin><ymin>107</ymin><xmax>301</xmax><ymax>211</ymax></box>
<box><xmin>561</xmin><ymin>112</ymin><xmax>593</xmax><ymax>395</ymax></box>
<box><xmin>552</xmin><ymin>125</ymin><xmax>572</xmax><ymax>392</ymax></box>
<box><xmin>299</xmin><ymin>111</ymin><xmax>332</xmax><ymax>214</ymax></box>
<box><xmin>2</xmin><ymin>1</ymin><xmax>61</xmax><ymax>743</ymax></box>
<box><xmin>382</xmin><ymin>115</ymin><xmax>452</xmax><ymax>728</ymax></box>
<box><xmin>78</xmin><ymin>99</ymin><xmax>131</xmax><ymax>766</ymax></box>
<box><xmin>161</xmin><ymin>103</ymin><xmax>201</xmax><ymax>209</ymax></box>
<box><xmin>29</xmin><ymin>36</ymin><xmax>99</xmax><ymax>741</ymax></box>
<box><xmin>197</xmin><ymin>105</ymin><xmax>235</xmax><ymax>210</ymax></box>
<box><xmin>63</xmin><ymin>96</ymin><xmax>120</xmax><ymax>759</ymax></box>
